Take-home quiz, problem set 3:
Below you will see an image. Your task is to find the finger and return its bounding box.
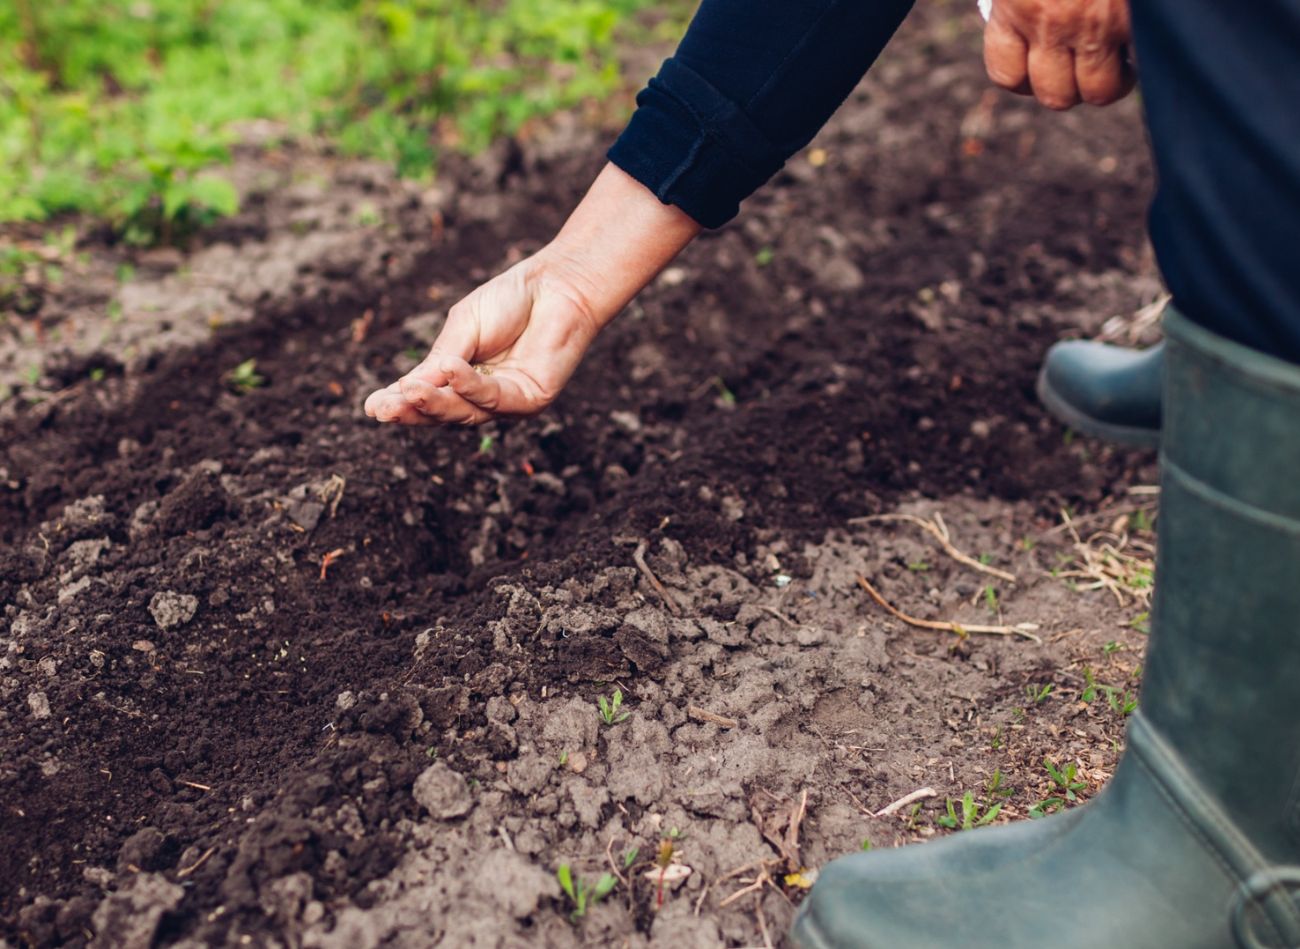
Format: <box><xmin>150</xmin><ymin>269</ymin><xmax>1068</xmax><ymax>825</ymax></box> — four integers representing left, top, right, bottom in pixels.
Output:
<box><xmin>439</xmin><ymin>355</ymin><xmax>504</xmax><ymax>414</ymax></box>
<box><xmin>398</xmin><ymin>301</ymin><xmax>484</xmax><ymax>394</ymax></box>
<box><xmin>1075</xmin><ymin>43</ymin><xmax>1129</xmax><ymax>106</ymax></box>
<box><xmin>366</xmin><ymin>385</ymin><xmax>435</xmax><ymax>425</ymax></box>
<box><xmin>1027</xmin><ymin>44</ymin><xmax>1080</xmax><ymax>110</ymax></box>
<box><xmin>984</xmin><ymin>16</ymin><xmax>1031</xmax><ymax>93</ymax></box>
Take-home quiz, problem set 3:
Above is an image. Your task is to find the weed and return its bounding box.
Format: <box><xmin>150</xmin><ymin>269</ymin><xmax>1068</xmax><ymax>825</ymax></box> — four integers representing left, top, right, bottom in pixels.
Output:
<box><xmin>478</xmin><ymin>434</ymin><xmax>495</xmax><ymax>454</ymax></box>
<box><xmin>905</xmin><ymin>801</ymin><xmax>924</xmax><ymax>831</ymax></box>
<box><xmin>555</xmin><ymin>865</ymin><xmax>617</xmax><ymax>921</ymax></box>
<box><xmin>990</xmin><ymin>726</ymin><xmax>1003</xmax><ymax>750</ymax></box>
<box><xmin>596</xmin><ymin>688</ymin><xmax>629</xmax><ymax>726</ymax></box>
<box><xmin>225</xmin><ymin>358</ymin><xmax>265</xmax><ymax>393</ymax></box>
<box><xmin>1129</xmin><ymin>508</ymin><xmax>1154</xmax><ymax>533</ymax></box>
<box><xmin>1128</xmin><ymin>611</ymin><xmax>1151</xmax><ymax>634</ymax></box>
<box><xmin>1044</xmin><ymin>757</ymin><xmax>1087</xmax><ymax>801</ymax></box>
<box><xmin>558</xmin><ymin>749</ymin><xmax>569</xmax><ymax>767</ymax></box>
<box><xmin>1103</xmin><ymin>640</ymin><xmax>1124</xmax><ymax>656</ymax></box>
<box><xmin>860</xmin><ymin>838</ymin><xmax>873</xmax><ymax>851</ymax></box>
<box><xmin>936</xmin><ymin>791</ymin><xmax>1002</xmax><ymax>831</ymax></box>
<box><xmin>984</xmin><ymin>768</ymin><xmax>1014</xmax><ymax>802</ymax></box>
<box><xmin>907</xmin><ymin>560</ymin><xmax>931</xmax><ymax>573</ymax></box>
<box><xmin>622</xmin><ymin>847</ymin><xmax>639</xmax><ymax>870</ymax></box>
<box><xmin>982</xmin><ymin>584</ymin><xmax>999</xmax><ymax>614</ymax></box>
<box><xmin>1025</xmin><ymin>682</ymin><xmax>1053</xmax><ymax>705</ymax></box>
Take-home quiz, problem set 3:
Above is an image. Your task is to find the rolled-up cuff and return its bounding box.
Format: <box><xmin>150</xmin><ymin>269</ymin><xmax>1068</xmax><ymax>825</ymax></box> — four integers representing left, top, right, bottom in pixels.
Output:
<box><xmin>607</xmin><ymin>58</ymin><xmax>787</xmax><ymax>229</ymax></box>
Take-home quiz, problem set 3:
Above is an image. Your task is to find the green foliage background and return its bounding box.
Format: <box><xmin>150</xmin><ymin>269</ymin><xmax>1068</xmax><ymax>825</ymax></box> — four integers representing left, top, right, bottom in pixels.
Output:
<box><xmin>0</xmin><ymin>0</ymin><xmax>676</xmax><ymax>241</ymax></box>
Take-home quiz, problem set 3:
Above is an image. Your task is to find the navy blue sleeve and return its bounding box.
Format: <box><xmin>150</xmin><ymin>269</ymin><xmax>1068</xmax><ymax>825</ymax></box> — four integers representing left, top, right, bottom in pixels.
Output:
<box><xmin>608</xmin><ymin>0</ymin><xmax>916</xmax><ymax>228</ymax></box>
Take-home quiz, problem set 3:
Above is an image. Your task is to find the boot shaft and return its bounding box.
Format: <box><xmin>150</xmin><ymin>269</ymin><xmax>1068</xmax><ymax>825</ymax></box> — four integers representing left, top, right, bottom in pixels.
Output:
<box><xmin>1144</xmin><ymin>309</ymin><xmax>1300</xmax><ymax>861</ymax></box>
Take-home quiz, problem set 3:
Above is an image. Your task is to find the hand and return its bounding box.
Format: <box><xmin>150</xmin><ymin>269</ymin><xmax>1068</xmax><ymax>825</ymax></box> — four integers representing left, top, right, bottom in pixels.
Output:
<box><xmin>364</xmin><ymin>163</ymin><xmax>700</xmax><ymax>427</ymax></box>
<box><xmin>364</xmin><ymin>251</ymin><xmax>603</xmax><ymax>425</ymax></box>
<box><xmin>984</xmin><ymin>0</ymin><xmax>1136</xmax><ymax>110</ymax></box>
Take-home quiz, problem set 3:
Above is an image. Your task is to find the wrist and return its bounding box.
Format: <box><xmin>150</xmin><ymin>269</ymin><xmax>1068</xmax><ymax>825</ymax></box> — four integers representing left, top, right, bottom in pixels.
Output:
<box><xmin>540</xmin><ymin>163</ymin><xmax>701</xmax><ymax>326</ymax></box>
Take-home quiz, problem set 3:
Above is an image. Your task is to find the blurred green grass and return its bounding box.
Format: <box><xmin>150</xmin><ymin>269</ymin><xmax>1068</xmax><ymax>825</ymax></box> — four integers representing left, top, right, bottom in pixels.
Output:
<box><xmin>0</xmin><ymin>0</ymin><xmax>681</xmax><ymax>243</ymax></box>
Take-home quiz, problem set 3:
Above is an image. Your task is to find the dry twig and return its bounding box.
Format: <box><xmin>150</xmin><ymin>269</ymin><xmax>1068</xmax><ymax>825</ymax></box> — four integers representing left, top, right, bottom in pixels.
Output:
<box><xmin>874</xmin><ymin>786</ymin><xmax>937</xmax><ymax>817</ymax></box>
<box><xmin>633</xmin><ymin>541</ymin><xmax>681</xmax><ymax>615</ymax></box>
<box><xmin>688</xmin><ymin>705</ymin><xmax>739</xmax><ymax>729</ymax></box>
<box><xmin>851</xmin><ymin>512</ymin><xmax>1016</xmax><ymax>583</ymax></box>
<box><xmin>856</xmin><ymin>575</ymin><xmax>1042</xmax><ymax>643</ymax></box>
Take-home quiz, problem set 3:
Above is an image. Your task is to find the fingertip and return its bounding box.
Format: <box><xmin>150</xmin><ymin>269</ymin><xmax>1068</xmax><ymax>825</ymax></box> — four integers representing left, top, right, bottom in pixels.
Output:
<box><xmin>399</xmin><ymin>376</ymin><xmax>436</xmax><ymax>409</ymax></box>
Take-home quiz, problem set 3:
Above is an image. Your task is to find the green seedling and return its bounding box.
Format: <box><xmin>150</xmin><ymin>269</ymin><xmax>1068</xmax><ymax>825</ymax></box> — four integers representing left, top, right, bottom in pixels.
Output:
<box><xmin>1044</xmin><ymin>757</ymin><xmax>1087</xmax><ymax>801</ymax></box>
<box><xmin>89</xmin><ymin>367</ymin><xmax>105</xmax><ymax>382</ymax></box>
<box><xmin>936</xmin><ymin>791</ymin><xmax>1002</xmax><ymax>831</ymax></box>
<box><xmin>596</xmin><ymin>689</ymin><xmax>629</xmax><ymax>726</ymax></box>
<box><xmin>1129</xmin><ymin>611</ymin><xmax>1151</xmax><ymax>634</ymax></box>
<box><xmin>225</xmin><ymin>358</ymin><xmax>265</xmax><ymax>393</ymax></box>
<box><xmin>982</xmin><ymin>584</ymin><xmax>999</xmax><ymax>613</ymax></box>
<box><xmin>984</xmin><ymin>768</ymin><xmax>1014</xmax><ymax>801</ymax></box>
<box><xmin>1103</xmin><ymin>640</ymin><xmax>1124</xmax><ymax>656</ymax></box>
<box><xmin>1026</xmin><ymin>683</ymin><xmax>1053</xmax><ymax>705</ymax></box>
<box><xmin>754</xmin><ymin>247</ymin><xmax>775</xmax><ymax>267</ymax></box>
<box><xmin>558</xmin><ymin>749</ymin><xmax>569</xmax><ymax>767</ymax></box>
<box><xmin>555</xmin><ymin>865</ymin><xmax>617</xmax><ymax>921</ymax></box>
<box><xmin>1129</xmin><ymin>508</ymin><xmax>1154</xmax><ymax>533</ymax></box>
<box><xmin>711</xmin><ymin>376</ymin><xmax>737</xmax><ymax>405</ymax></box>
<box><xmin>860</xmin><ymin>838</ymin><xmax>873</xmax><ymax>851</ymax></box>
<box><xmin>905</xmin><ymin>801</ymin><xmax>924</xmax><ymax>831</ymax></box>
<box><xmin>977</xmin><ymin>553</ymin><xmax>994</xmax><ymax>566</ymax></box>
<box><xmin>1106</xmin><ymin>688</ymin><xmax>1139</xmax><ymax>716</ymax></box>
<box><xmin>478</xmin><ymin>434</ymin><xmax>495</xmax><ymax>454</ymax></box>
<box><xmin>990</xmin><ymin>727</ymin><xmax>1003</xmax><ymax>751</ymax></box>
<box><xmin>907</xmin><ymin>560</ymin><xmax>931</xmax><ymax>573</ymax></box>
<box><xmin>1018</xmin><ymin>536</ymin><xmax>1037</xmax><ymax>551</ymax></box>
<box><xmin>622</xmin><ymin>847</ymin><xmax>639</xmax><ymax>870</ymax></box>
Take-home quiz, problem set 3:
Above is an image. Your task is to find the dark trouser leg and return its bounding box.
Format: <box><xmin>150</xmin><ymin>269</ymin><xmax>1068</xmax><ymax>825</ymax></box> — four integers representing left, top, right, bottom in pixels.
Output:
<box><xmin>1132</xmin><ymin>0</ymin><xmax>1300</xmax><ymax>363</ymax></box>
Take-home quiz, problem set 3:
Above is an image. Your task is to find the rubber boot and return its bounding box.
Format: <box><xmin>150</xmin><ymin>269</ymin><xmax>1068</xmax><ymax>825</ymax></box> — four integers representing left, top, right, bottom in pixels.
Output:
<box><xmin>792</xmin><ymin>308</ymin><xmax>1300</xmax><ymax>949</ymax></box>
<box><xmin>1036</xmin><ymin>339</ymin><xmax>1164</xmax><ymax>448</ymax></box>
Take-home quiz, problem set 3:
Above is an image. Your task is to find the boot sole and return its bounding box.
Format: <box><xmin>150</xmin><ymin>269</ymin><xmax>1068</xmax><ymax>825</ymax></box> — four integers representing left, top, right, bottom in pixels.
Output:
<box><xmin>1035</xmin><ymin>368</ymin><xmax>1161</xmax><ymax>449</ymax></box>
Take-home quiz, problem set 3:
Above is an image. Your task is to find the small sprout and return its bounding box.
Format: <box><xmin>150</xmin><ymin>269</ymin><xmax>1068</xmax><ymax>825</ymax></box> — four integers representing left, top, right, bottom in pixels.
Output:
<box><xmin>558</xmin><ymin>749</ymin><xmax>569</xmax><ymax>767</ymax></box>
<box><xmin>936</xmin><ymin>791</ymin><xmax>1001</xmax><ymax>831</ymax></box>
<box><xmin>984</xmin><ymin>768</ymin><xmax>1014</xmax><ymax>801</ymax></box>
<box><xmin>754</xmin><ymin>247</ymin><xmax>775</xmax><ymax>267</ymax></box>
<box><xmin>1129</xmin><ymin>508</ymin><xmax>1154</xmax><ymax>532</ymax></box>
<box><xmin>556</xmin><ymin>865</ymin><xmax>617</xmax><ymax>921</ymax></box>
<box><xmin>860</xmin><ymin>838</ymin><xmax>873</xmax><ymax>852</ymax></box>
<box><xmin>977</xmin><ymin>552</ymin><xmax>994</xmax><ymax>566</ymax></box>
<box><xmin>596</xmin><ymin>689</ymin><xmax>629</xmax><ymax>726</ymax></box>
<box><xmin>711</xmin><ymin>376</ymin><xmax>736</xmax><ymax>405</ymax></box>
<box><xmin>1129</xmin><ymin>611</ymin><xmax>1151</xmax><ymax>634</ymax></box>
<box><xmin>1025</xmin><ymin>682</ymin><xmax>1053</xmax><ymax>705</ymax></box>
<box><xmin>907</xmin><ymin>560</ymin><xmax>931</xmax><ymax>573</ymax></box>
<box><xmin>1103</xmin><ymin>640</ymin><xmax>1123</xmax><ymax>656</ymax></box>
<box><xmin>1018</xmin><ymin>535</ymin><xmax>1037</xmax><ymax>551</ymax></box>
<box><xmin>1044</xmin><ymin>757</ymin><xmax>1087</xmax><ymax>801</ymax></box>
<box><xmin>982</xmin><ymin>584</ymin><xmax>999</xmax><ymax>613</ymax></box>
<box><xmin>478</xmin><ymin>434</ymin><xmax>495</xmax><ymax>454</ymax></box>
<box><xmin>905</xmin><ymin>801</ymin><xmax>924</xmax><ymax>831</ymax></box>
<box><xmin>1082</xmin><ymin>667</ymin><xmax>1102</xmax><ymax>703</ymax></box>
<box><xmin>622</xmin><ymin>847</ymin><xmax>639</xmax><ymax>870</ymax></box>
<box><xmin>990</xmin><ymin>727</ymin><xmax>1003</xmax><ymax>750</ymax></box>
<box><xmin>226</xmin><ymin>358</ymin><xmax>265</xmax><ymax>393</ymax></box>
<box><xmin>89</xmin><ymin>367</ymin><xmax>106</xmax><ymax>382</ymax></box>
<box><xmin>426</xmin><ymin>746</ymin><xmax>438</xmax><ymax>759</ymax></box>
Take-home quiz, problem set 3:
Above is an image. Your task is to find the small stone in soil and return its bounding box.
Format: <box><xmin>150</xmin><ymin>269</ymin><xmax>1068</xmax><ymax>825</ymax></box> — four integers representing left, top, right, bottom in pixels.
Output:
<box><xmin>148</xmin><ymin>591</ymin><xmax>199</xmax><ymax>630</ymax></box>
<box><xmin>412</xmin><ymin>762</ymin><xmax>473</xmax><ymax>820</ymax></box>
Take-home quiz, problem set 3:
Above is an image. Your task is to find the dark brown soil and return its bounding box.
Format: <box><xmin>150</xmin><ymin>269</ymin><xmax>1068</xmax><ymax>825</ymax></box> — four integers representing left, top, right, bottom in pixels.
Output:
<box><xmin>2</xmin><ymin>4</ymin><xmax>1162</xmax><ymax>947</ymax></box>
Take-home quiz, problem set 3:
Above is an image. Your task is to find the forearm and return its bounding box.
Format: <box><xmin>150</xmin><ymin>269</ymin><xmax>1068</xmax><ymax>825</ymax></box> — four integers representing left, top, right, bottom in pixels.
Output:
<box><xmin>610</xmin><ymin>0</ymin><xmax>916</xmax><ymax>227</ymax></box>
<box><xmin>539</xmin><ymin>163</ymin><xmax>701</xmax><ymax>328</ymax></box>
